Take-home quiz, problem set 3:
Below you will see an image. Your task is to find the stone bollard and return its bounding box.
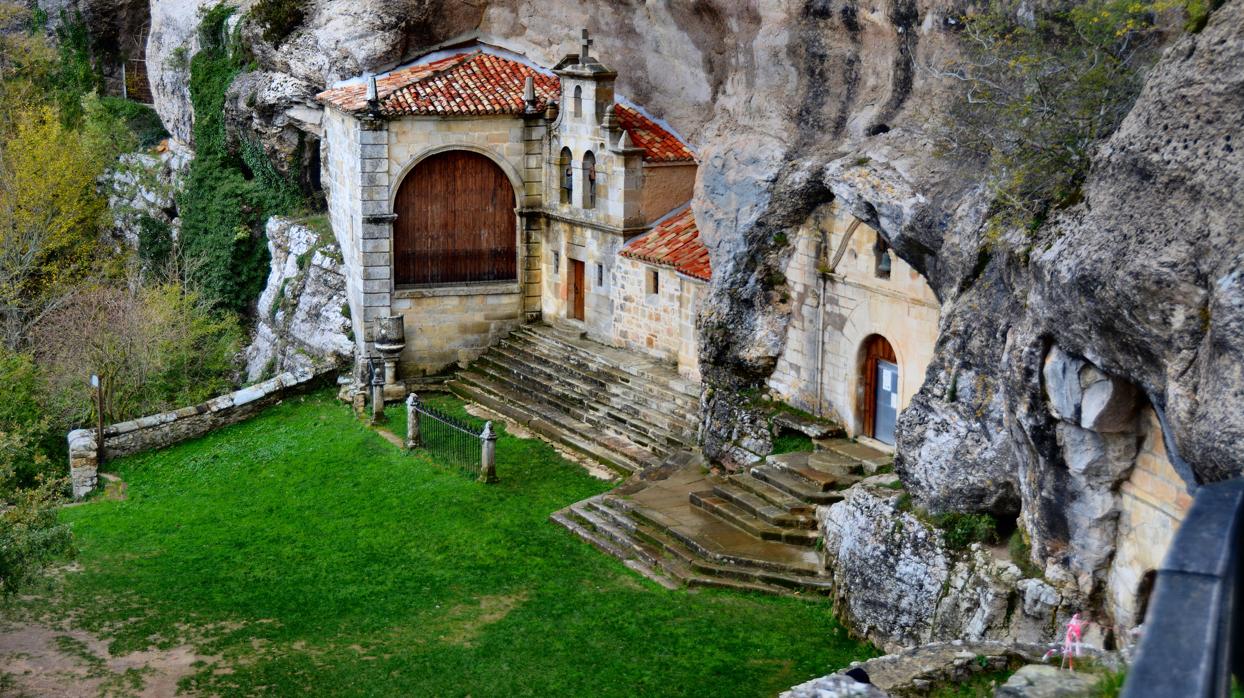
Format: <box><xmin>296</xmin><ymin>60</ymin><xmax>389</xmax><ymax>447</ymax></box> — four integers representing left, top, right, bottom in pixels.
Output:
<box><xmin>369</xmin><ymin>357</ymin><xmax>386</xmax><ymax>425</ymax></box>
<box><xmin>478</xmin><ymin>421</ymin><xmax>498</xmax><ymax>483</ymax></box>
<box><xmin>405</xmin><ymin>393</ymin><xmax>421</xmax><ymax>448</ymax></box>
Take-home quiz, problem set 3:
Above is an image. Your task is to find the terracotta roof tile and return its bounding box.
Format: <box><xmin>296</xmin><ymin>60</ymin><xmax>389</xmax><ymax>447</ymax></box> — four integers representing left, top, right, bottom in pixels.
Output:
<box><xmin>614</xmin><ymin>104</ymin><xmax>695</xmax><ymax>163</ymax></box>
<box><xmin>621</xmin><ymin>207</ymin><xmax>711</xmax><ymax>281</ymax></box>
<box><xmin>318</xmin><ymin>52</ymin><xmax>559</xmax><ymax>116</ymax></box>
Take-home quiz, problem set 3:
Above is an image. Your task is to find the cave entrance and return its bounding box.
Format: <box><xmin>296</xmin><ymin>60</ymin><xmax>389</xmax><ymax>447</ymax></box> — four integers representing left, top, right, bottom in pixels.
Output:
<box><xmin>860</xmin><ymin>334</ymin><xmax>898</xmax><ymax>445</ymax></box>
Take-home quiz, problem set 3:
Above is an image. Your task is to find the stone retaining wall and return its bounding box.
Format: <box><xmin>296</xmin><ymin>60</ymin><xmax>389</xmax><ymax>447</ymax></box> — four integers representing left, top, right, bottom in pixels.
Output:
<box><xmin>69</xmin><ymin>370</ymin><xmax>328</xmax><ymax>499</ymax></box>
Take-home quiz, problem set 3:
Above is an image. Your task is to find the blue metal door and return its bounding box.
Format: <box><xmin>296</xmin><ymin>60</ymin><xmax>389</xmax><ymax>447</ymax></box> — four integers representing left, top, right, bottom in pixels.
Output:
<box><xmin>874</xmin><ymin>360</ymin><xmax>898</xmax><ymax>445</ymax></box>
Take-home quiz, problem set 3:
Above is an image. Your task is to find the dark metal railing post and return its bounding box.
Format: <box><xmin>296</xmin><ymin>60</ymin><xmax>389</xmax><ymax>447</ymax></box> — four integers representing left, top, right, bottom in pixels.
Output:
<box><xmin>478</xmin><ymin>421</ymin><xmax>498</xmax><ymax>484</ymax></box>
<box><xmin>406</xmin><ymin>393</ymin><xmax>421</xmax><ymax>448</ymax></box>
<box><xmin>1123</xmin><ymin>478</ymin><xmax>1244</xmax><ymax>698</ymax></box>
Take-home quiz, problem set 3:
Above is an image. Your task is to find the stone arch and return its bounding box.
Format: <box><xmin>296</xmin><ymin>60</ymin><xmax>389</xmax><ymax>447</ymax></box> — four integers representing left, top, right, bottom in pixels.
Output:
<box><xmin>391</xmin><ymin>149</ymin><xmax>519</xmax><ymax>286</ymax></box>
<box><xmin>391</xmin><ymin>143</ymin><xmax>525</xmax><ymax>210</ymax></box>
<box><xmin>582</xmin><ymin>150</ymin><xmax>596</xmax><ymax>209</ymax></box>
<box><xmin>558</xmin><ymin>146</ymin><xmax>573</xmax><ymax>204</ymax></box>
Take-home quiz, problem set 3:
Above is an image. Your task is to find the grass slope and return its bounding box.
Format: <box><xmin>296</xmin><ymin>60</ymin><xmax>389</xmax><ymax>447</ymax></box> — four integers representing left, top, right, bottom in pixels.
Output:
<box><xmin>22</xmin><ymin>391</ymin><xmax>871</xmax><ymax>696</ymax></box>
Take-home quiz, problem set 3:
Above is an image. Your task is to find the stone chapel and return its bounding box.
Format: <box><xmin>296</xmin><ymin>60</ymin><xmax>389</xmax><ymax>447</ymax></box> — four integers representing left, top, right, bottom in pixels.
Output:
<box><xmin>316</xmin><ymin>32</ymin><xmax>941</xmax><ymax>448</ymax></box>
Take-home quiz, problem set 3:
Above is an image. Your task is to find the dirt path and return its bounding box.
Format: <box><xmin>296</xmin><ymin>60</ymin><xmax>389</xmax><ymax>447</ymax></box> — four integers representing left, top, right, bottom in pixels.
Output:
<box><xmin>0</xmin><ymin>620</ymin><xmax>214</xmax><ymax>697</ymax></box>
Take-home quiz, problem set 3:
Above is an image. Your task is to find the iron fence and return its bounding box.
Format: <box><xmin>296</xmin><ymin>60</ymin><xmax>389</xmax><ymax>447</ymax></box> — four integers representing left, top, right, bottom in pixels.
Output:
<box><xmin>405</xmin><ymin>394</ymin><xmax>497</xmax><ymax>483</ymax></box>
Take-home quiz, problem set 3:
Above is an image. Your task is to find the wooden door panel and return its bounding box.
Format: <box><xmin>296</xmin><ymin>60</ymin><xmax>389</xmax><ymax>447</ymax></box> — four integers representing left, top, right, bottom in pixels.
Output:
<box><xmin>570</xmin><ymin>260</ymin><xmax>585</xmax><ymax>321</ymax></box>
<box><xmin>394</xmin><ymin>151</ymin><xmax>517</xmax><ymax>286</ymax></box>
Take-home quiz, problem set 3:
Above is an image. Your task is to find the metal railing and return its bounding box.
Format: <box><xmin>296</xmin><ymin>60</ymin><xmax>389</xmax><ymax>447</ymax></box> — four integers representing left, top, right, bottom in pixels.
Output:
<box><xmin>405</xmin><ymin>394</ymin><xmax>497</xmax><ymax>483</ymax></box>
<box><xmin>1123</xmin><ymin>478</ymin><xmax>1243</xmax><ymax>697</ymax></box>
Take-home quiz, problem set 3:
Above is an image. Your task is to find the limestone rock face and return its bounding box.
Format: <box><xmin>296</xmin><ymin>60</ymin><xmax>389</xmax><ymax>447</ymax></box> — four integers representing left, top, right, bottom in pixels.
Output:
<box><xmin>780</xmin><ymin>674</ymin><xmax>886</xmax><ymax>698</ymax></box>
<box><xmin>243</xmin><ymin>217</ymin><xmax>352</xmax><ymax>382</ymax></box>
<box><xmin>819</xmin><ymin>480</ymin><xmax>1061</xmax><ymax>653</ymax></box>
<box><xmin>147</xmin><ymin>0</ymin><xmax>223</xmax><ymax>146</ymax></box>
<box><xmin>102</xmin><ymin>142</ymin><xmax>192</xmax><ymax>251</ymax></box>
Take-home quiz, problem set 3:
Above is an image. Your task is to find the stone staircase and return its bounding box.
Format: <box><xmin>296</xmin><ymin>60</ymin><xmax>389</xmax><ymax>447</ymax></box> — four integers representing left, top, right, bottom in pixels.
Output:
<box><xmin>552</xmin><ymin>439</ymin><xmax>893</xmax><ymax>595</ymax></box>
<box><xmin>447</xmin><ymin>323</ymin><xmax>701</xmax><ymax>475</ymax></box>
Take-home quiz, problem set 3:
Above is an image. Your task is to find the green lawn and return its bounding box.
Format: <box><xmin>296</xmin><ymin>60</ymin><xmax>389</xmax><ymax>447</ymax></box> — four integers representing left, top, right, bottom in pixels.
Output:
<box><xmin>15</xmin><ymin>390</ymin><xmax>871</xmax><ymax>696</ymax></box>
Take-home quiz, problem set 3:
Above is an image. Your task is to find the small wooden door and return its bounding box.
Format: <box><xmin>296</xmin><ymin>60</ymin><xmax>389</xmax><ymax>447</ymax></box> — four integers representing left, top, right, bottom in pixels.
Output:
<box><xmin>569</xmin><ymin>259</ymin><xmax>586</xmax><ymax>321</ymax></box>
<box><xmin>860</xmin><ymin>335</ymin><xmax>898</xmax><ymax>443</ymax></box>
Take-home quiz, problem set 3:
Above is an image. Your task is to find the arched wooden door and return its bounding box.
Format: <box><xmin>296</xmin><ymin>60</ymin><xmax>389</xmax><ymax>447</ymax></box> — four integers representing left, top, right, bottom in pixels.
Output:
<box><xmin>393</xmin><ymin>151</ymin><xmax>517</xmax><ymax>286</ymax></box>
<box><xmin>860</xmin><ymin>335</ymin><xmax>898</xmax><ymax>444</ymax></box>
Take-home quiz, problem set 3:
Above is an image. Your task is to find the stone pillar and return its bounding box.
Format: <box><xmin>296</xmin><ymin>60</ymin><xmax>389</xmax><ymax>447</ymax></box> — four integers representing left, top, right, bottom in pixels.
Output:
<box><xmin>369</xmin><ymin>357</ymin><xmax>386</xmax><ymax>425</ymax></box>
<box><xmin>358</xmin><ymin>116</ymin><xmax>393</xmax><ymax>361</ymax></box>
<box><xmin>68</xmin><ymin>428</ymin><xmax>98</xmax><ymax>499</ymax></box>
<box><xmin>478</xmin><ymin>421</ymin><xmax>498</xmax><ymax>483</ymax></box>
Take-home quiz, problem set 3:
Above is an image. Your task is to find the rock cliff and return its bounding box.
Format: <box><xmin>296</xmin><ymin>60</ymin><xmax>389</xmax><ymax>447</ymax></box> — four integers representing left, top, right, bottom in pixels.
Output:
<box><xmin>133</xmin><ymin>0</ymin><xmax>1244</xmax><ymax>650</ymax></box>
<box><xmin>243</xmin><ymin>216</ymin><xmax>352</xmax><ymax>382</ymax></box>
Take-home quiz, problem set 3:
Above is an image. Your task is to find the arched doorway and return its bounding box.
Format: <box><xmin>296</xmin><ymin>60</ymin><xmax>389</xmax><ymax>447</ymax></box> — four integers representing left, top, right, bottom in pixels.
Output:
<box><xmin>393</xmin><ymin>150</ymin><xmax>517</xmax><ymax>286</ymax></box>
<box><xmin>860</xmin><ymin>335</ymin><xmax>898</xmax><ymax>445</ymax></box>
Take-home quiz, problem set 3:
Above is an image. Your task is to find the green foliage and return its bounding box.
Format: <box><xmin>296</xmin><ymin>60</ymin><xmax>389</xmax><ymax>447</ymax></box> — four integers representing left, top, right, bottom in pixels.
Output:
<box><xmin>771</xmin><ymin>431</ymin><xmax>814</xmax><ymax>455</ymax></box>
<box><xmin>250</xmin><ymin>0</ymin><xmax>305</xmax><ymax>46</ymax></box>
<box><xmin>178</xmin><ymin>3</ymin><xmax>303</xmax><ymax>312</ymax></box>
<box><xmin>33</xmin><ymin>283</ymin><xmax>243</xmax><ymax>428</ymax></box>
<box><xmin>136</xmin><ymin>214</ymin><xmax>174</xmax><ymax>274</ymax></box>
<box><xmin>1094</xmin><ymin>668</ymin><xmax>1128</xmax><ymax>698</ymax></box>
<box><xmin>938</xmin><ymin>1</ymin><xmax>1178</xmax><ymax>228</ymax></box>
<box><xmin>0</xmin><ymin>351</ymin><xmax>74</xmax><ymax>592</ymax></box>
<box><xmin>935</xmin><ymin>511</ymin><xmax>1000</xmax><ymax>551</ymax></box>
<box><xmin>1183</xmin><ymin>0</ymin><xmax>1226</xmax><ymax>31</ymax></box>
<box><xmin>14</xmin><ymin>391</ymin><xmax>876</xmax><ymax>694</ymax></box>
<box><xmin>1007</xmin><ymin>529</ymin><xmax>1044</xmax><ymax>578</ymax></box>
<box><xmin>928</xmin><ymin>666</ymin><xmax>1016</xmax><ymax>697</ymax></box>
<box><xmin>48</xmin><ymin>10</ymin><xmax>100</xmax><ymax>127</ymax></box>
<box><xmin>94</xmin><ymin>97</ymin><xmax>167</xmax><ymax>148</ymax></box>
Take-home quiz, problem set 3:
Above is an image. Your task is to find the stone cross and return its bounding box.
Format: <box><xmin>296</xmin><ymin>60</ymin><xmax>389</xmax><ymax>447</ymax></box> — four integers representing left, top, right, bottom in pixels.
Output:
<box><xmin>579</xmin><ymin>28</ymin><xmax>592</xmax><ymax>64</ymax></box>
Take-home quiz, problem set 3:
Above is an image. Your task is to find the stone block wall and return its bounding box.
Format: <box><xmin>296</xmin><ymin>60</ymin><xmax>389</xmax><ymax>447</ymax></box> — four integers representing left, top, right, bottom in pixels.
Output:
<box><xmin>611</xmin><ymin>256</ymin><xmax>704</xmax><ymax>380</ymax></box>
<box><xmin>541</xmin><ymin>218</ymin><xmax>625</xmax><ymax>342</ymax></box>
<box><xmin>1106</xmin><ymin>406</ymin><xmax>1192</xmax><ymax>633</ymax></box>
<box><xmin>767</xmin><ymin>203</ymin><xmax>940</xmax><ymax>438</ymax></box>
<box><xmin>391</xmin><ymin>285</ymin><xmax>524</xmax><ymax>373</ymax></box>
<box><xmin>69</xmin><ymin>370</ymin><xmax>326</xmax><ymax>498</ymax></box>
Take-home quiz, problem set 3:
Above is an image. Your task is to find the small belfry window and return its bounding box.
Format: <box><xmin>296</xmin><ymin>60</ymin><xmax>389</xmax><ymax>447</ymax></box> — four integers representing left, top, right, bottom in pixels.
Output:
<box><xmin>553</xmin><ymin>250</ymin><xmax>560</xmax><ymax>275</ymax></box>
<box><xmin>596</xmin><ymin>263</ymin><xmax>604</xmax><ymax>287</ymax></box>
<box><xmin>559</xmin><ymin>147</ymin><xmax>572</xmax><ymax>205</ymax></box>
<box><xmin>583</xmin><ymin>151</ymin><xmax>596</xmax><ymax>209</ymax></box>
<box><xmin>646</xmin><ymin>269</ymin><xmax>659</xmax><ymax>296</ymax></box>
<box><xmin>572</xmin><ymin>85</ymin><xmax>582</xmax><ymax>117</ymax></box>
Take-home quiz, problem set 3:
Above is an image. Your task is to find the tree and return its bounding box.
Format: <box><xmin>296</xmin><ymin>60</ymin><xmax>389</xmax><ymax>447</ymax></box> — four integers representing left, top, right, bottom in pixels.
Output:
<box><xmin>0</xmin><ymin>104</ymin><xmax>111</xmax><ymax>348</ymax></box>
<box><xmin>931</xmin><ymin>0</ymin><xmax>1180</xmax><ymax>229</ymax></box>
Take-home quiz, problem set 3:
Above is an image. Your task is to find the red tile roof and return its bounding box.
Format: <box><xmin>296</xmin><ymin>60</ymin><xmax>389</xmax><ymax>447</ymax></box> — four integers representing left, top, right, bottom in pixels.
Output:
<box><xmin>614</xmin><ymin>104</ymin><xmax>695</xmax><ymax>163</ymax></box>
<box><xmin>317</xmin><ymin>50</ymin><xmax>695</xmax><ymax>163</ymax></box>
<box><xmin>621</xmin><ymin>207</ymin><xmax>711</xmax><ymax>281</ymax></box>
<box><xmin>317</xmin><ymin>52</ymin><xmax>559</xmax><ymax>116</ymax></box>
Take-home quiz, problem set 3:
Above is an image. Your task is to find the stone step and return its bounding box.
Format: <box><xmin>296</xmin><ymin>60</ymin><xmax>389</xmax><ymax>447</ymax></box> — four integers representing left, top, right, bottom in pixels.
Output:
<box><xmin>688</xmin><ymin>491</ymin><xmax>821</xmax><ymax>547</ymax></box>
<box><xmin>497</xmin><ymin>337</ymin><xmax>698</xmax><ymax>421</ymax></box>
<box><xmin>504</xmin><ymin>336</ymin><xmax>700</xmax><ymax>420</ymax></box>
<box><xmin>466</xmin><ymin>361</ymin><xmax>681</xmax><ymax>458</ymax></box>
<box><xmin>767</xmin><ymin>452</ymin><xmax>864</xmax><ymax>491</ymax></box>
<box><xmin>556</xmin><ymin>498</ymin><xmax>796</xmax><ymax>595</ymax></box>
<box><xmin>448</xmin><ymin>373</ymin><xmax>658</xmax><ymax>475</ymax></box>
<box><xmin>750</xmin><ymin>465</ymin><xmax>846</xmax><ymax>505</ymax></box>
<box><xmin>550</xmin><ymin>507</ymin><xmax>680</xmax><ymax>591</ymax></box>
<box><xmin>813</xmin><ymin>438</ymin><xmax>893</xmax><ymax>471</ymax></box>
<box><xmin>709</xmin><ymin>478</ymin><xmax>818</xmax><ymax>529</ymax></box>
<box><xmin>513</xmin><ymin>327</ymin><xmax>699</xmax><ymax>407</ymax></box>
<box><xmin>608</xmin><ymin>499</ymin><xmax>831</xmax><ymax>593</ymax></box>
<box><xmin>482</xmin><ymin>346</ymin><xmax>696</xmax><ymax>440</ymax></box>
<box><xmin>616</xmin><ymin>497</ymin><xmax>826</xmax><ymax>579</ymax></box>
<box><xmin>725</xmin><ymin>473</ymin><xmax>817</xmax><ymax>515</ymax></box>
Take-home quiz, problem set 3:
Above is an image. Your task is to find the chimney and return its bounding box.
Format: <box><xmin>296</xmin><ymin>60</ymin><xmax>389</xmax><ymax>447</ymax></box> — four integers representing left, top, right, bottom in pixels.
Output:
<box><xmin>523</xmin><ymin>75</ymin><xmax>537</xmax><ymax>111</ymax></box>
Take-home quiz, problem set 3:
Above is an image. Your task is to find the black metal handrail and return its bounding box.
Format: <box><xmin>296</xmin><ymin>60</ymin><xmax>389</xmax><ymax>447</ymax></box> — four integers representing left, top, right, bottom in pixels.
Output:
<box><xmin>1123</xmin><ymin>478</ymin><xmax>1244</xmax><ymax>697</ymax></box>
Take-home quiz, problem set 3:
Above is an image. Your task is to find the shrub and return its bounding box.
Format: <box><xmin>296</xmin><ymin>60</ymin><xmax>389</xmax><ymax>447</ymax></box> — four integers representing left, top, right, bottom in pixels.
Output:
<box><xmin>31</xmin><ymin>283</ymin><xmax>243</xmax><ymax>428</ymax></box>
<box><xmin>935</xmin><ymin>511</ymin><xmax>999</xmax><ymax>551</ymax></box>
<box><xmin>251</xmin><ymin>0</ymin><xmax>305</xmax><ymax>46</ymax></box>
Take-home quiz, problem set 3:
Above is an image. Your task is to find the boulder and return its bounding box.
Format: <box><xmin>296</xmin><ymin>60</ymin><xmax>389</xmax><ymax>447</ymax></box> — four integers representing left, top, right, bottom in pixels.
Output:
<box><xmin>995</xmin><ymin>664</ymin><xmax>1101</xmax><ymax>698</ymax></box>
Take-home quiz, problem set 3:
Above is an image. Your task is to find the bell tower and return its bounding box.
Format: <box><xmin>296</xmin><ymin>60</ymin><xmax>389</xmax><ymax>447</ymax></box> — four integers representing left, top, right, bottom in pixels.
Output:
<box><xmin>554</xmin><ymin>29</ymin><xmax>617</xmax><ymax>129</ymax></box>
